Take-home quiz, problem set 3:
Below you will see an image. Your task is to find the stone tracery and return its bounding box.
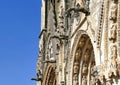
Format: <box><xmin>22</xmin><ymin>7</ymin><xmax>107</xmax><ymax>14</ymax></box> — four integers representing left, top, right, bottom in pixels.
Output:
<box><xmin>72</xmin><ymin>34</ymin><xmax>96</xmax><ymax>85</ymax></box>
<box><xmin>37</xmin><ymin>0</ymin><xmax>120</xmax><ymax>85</ymax></box>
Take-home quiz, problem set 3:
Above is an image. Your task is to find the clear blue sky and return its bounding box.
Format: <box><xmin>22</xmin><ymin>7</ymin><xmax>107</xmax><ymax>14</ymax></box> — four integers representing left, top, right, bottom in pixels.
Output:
<box><xmin>0</xmin><ymin>0</ymin><xmax>41</xmax><ymax>85</ymax></box>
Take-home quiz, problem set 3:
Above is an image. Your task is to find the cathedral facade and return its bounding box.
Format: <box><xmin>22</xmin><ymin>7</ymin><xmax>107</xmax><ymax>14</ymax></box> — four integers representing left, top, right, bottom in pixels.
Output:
<box><xmin>36</xmin><ymin>0</ymin><xmax>120</xmax><ymax>85</ymax></box>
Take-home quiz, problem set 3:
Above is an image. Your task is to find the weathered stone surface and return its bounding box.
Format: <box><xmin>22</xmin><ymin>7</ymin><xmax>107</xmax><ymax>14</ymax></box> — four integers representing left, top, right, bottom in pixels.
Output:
<box><xmin>37</xmin><ymin>0</ymin><xmax>120</xmax><ymax>85</ymax></box>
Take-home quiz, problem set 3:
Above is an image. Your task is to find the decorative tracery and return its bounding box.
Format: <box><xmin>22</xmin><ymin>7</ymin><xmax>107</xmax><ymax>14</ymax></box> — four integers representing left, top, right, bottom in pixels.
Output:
<box><xmin>72</xmin><ymin>34</ymin><xmax>96</xmax><ymax>85</ymax></box>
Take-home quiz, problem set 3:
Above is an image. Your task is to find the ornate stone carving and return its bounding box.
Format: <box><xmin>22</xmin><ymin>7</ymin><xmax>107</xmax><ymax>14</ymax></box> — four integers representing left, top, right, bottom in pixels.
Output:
<box><xmin>109</xmin><ymin>0</ymin><xmax>118</xmax><ymax>23</ymax></box>
<box><xmin>82</xmin><ymin>64</ymin><xmax>88</xmax><ymax>75</ymax></box>
<box><xmin>108</xmin><ymin>45</ymin><xmax>117</xmax><ymax>76</ymax></box>
<box><xmin>82</xmin><ymin>75</ymin><xmax>87</xmax><ymax>85</ymax></box>
<box><xmin>99</xmin><ymin>75</ymin><xmax>106</xmax><ymax>85</ymax></box>
<box><xmin>75</xmin><ymin>48</ymin><xmax>81</xmax><ymax>63</ymax></box>
<box><xmin>90</xmin><ymin>76</ymin><xmax>96</xmax><ymax>85</ymax></box>
<box><xmin>73</xmin><ymin>74</ymin><xmax>79</xmax><ymax>85</ymax></box>
<box><xmin>73</xmin><ymin>3</ymin><xmax>81</xmax><ymax>26</ymax></box>
<box><xmin>90</xmin><ymin>63</ymin><xmax>96</xmax><ymax>85</ymax></box>
<box><xmin>109</xmin><ymin>24</ymin><xmax>117</xmax><ymax>42</ymax></box>
<box><xmin>73</xmin><ymin>54</ymin><xmax>79</xmax><ymax>85</ymax></box>
<box><xmin>78</xmin><ymin>37</ymin><xmax>86</xmax><ymax>48</ymax></box>
<box><xmin>57</xmin><ymin>5</ymin><xmax>64</xmax><ymax>35</ymax></box>
<box><xmin>117</xmin><ymin>0</ymin><xmax>120</xmax><ymax>60</ymax></box>
<box><xmin>73</xmin><ymin>62</ymin><xmax>79</xmax><ymax>74</ymax></box>
<box><xmin>38</xmin><ymin>0</ymin><xmax>120</xmax><ymax>85</ymax></box>
<box><xmin>96</xmin><ymin>1</ymin><xmax>104</xmax><ymax>48</ymax></box>
<box><xmin>84</xmin><ymin>49</ymin><xmax>90</xmax><ymax>64</ymax></box>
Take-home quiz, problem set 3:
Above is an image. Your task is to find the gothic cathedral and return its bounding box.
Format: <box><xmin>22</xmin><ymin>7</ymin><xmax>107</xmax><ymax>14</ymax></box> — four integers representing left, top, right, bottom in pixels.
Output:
<box><xmin>36</xmin><ymin>0</ymin><xmax>120</xmax><ymax>85</ymax></box>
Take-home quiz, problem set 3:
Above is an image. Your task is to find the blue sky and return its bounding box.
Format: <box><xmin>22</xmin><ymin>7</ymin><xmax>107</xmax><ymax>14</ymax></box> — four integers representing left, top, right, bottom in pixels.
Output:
<box><xmin>0</xmin><ymin>0</ymin><xmax>41</xmax><ymax>85</ymax></box>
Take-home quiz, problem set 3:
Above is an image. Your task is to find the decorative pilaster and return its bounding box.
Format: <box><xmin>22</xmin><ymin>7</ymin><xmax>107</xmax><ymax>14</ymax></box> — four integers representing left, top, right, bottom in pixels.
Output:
<box><xmin>108</xmin><ymin>0</ymin><xmax>118</xmax><ymax>77</ymax></box>
<box><xmin>96</xmin><ymin>1</ymin><xmax>104</xmax><ymax>48</ymax></box>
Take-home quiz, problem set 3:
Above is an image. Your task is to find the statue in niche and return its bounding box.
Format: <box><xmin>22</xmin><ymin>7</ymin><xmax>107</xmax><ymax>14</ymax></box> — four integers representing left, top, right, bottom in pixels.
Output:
<box><xmin>73</xmin><ymin>74</ymin><xmax>79</xmax><ymax>85</ymax></box>
<box><xmin>75</xmin><ymin>48</ymin><xmax>81</xmax><ymax>63</ymax></box>
<box><xmin>90</xmin><ymin>62</ymin><xmax>96</xmax><ymax>85</ymax></box>
<box><xmin>109</xmin><ymin>0</ymin><xmax>118</xmax><ymax>23</ymax></box>
<box><xmin>82</xmin><ymin>75</ymin><xmax>87</xmax><ymax>85</ymax></box>
<box><xmin>74</xmin><ymin>62</ymin><xmax>79</xmax><ymax>74</ymax></box>
<box><xmin>99</xmin><ymin>75</ymin><xmax>106</xmax><ymax>85</ymax></box>
<box><xmin>109</xmin><ymin>45</ymin><xmax>117</xmax><ymax>76</ymax></box>
<box><xmin>74</xmin><ymin>3</ymin><xmax>81</xmax><ymax>25</ymax></box>
<box><xmin>78</xmin><ymin>37</ymin><xmax>86</xmax><ymax>48</ymax></box>
<box><xmin>82</xmin><ymin>63</ymin><xmax>88</xmax><ymax>75</ymax></box>
<box><xmin>91</xmin><ymin>61</ymin><xmax>95</xmax><ymax>76</ymax></box>
<box><xmin>56</xmin><ymin>40</ymin><xmax>60</xmax><ymax>55</ymax></box>
<box><xmin>109</xmin><ymin>24</ymin><xmax>117</xmax><ymax>42</ymax></box>
<box><xmin>84</xmin><ymin>49</ymin><xmax>90</xmax><ymax>64</ymax></box>
<box><xmin>90</xmin><ymin>76</ymin><xmax>96</xmax><ymax>85</ymax></box>
<box><xmin>58</xmin><ymin>5</ymin><xmax>64</xmax><ymax>35</ymax></box>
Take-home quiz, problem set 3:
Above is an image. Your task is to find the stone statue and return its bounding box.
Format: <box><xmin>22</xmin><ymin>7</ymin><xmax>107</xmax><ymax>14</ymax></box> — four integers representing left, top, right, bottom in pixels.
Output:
<box><xmin>90</xmin><ymin>76</ymin><xmax>96</xmax><ymax>85</ymax></box>
<box><xmin>109</xmin><ymin>0</ymin><xmax>118</xmax><ymax>23</ymax></box>
<box><xmin>109</xmin><ymin>24</ymin><xmax>117</xmax><ymax>41</ymax></box>
<box><xmin>109</xmin><ymin>45</ymin><xmax>117</xmax><ymax>76</ymax></box>
<box><xmin>75</xmin><ymin>48</ymin><xmax>81</xmax><ymax>63</ymax></box>
<box><xmin>84</xmin><ymin>49</ymin><xmax>90</xmax><ymax>64</ymax></box>
<box><xmin>74</xmin><ymin>62</ymin><xmax>79</xmax><ymax>74</ymax></box>
<box><xmin>73</xmin><ymin>74</ymin><xmax>79</xmax><ymax>85</ymax></box>
<box><xmin>58</xmin><ymin>5</ymin><xmax>64</xmax><ymax>35</ymax></box>
<box><xmin>99</xmin><ymin>75</ymin><xmax>106</xmax><ymax>85</ymax></box>
<box><xmin>82</xmin><ymin>75</ymin><xmax>87</xmax><ymax>85</ymax></box>
<box><xmin>110</xmin><ymin>45</ymin><xmax>117</xmax><ymax>59</ymax></box>
<box><xmin>74</xmin><ymin>3</ymin><xmax>81</xmax><ymax>25</ymax></box>
<box><xmin>82</xmin><ymin>64</ymin><xmax>88</xmax><ymax>75</ymax></box>
<box><xmin>78</xmin><ymin>37</ymin><xmax>86</xmax><ymax>48</ymax></box>
<box><xmin>91</xmin><ymin>62</ymin><xmax>95</xmax><ymax>76</ymax></box>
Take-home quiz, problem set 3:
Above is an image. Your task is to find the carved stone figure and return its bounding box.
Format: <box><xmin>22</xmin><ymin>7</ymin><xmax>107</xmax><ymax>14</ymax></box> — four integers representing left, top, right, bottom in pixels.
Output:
<box><xmin>82</xmin><ymin>76</ymin><xmax>87</xmax><ymax>85</ymax></box>
<box><xmin>79</xmin><ymin>37</ymin><xmax>86</xmax><ymax>48</ymax></box>
<box><xmin>90</xmin><ymin>76</ymin><xmax>96</xmax><ymax>85</ymax></box>
<box><xmin>109</xmin><ymin>24</ymin><xmax>117</xmax><ymax>41</ymax></box>
<box><xmin>84</xmin><ymin>49</ymin><xmax>90</xmax><ymax>64</ymax></box>
<box><xmin>99</xmin><ymin>75</ymin><xmax>106</xmax><ymax>85</ymax></box>
<box><xmin>73</xmin><ymin>74</ymin><xmax>79</xmax><ymax>85</ymax></box>
<box><xmin>58</xmin><ymin>5</ymin><xmax>64</xmax><ymax>35</ymax></box>
<box><xmin>73</xmin><ymin>62</ymin><xmax>79</xmax><ymax>74</ymax></box>
<box><xmin>82</xmin><ymin>64</ymin><xmax>88</xmax><ymax>75</ymax></box>
<box><xmin>74</xmin><ymin>3</ymin><xmax>81</xmax><ymax>25</ymax></box>
<box><xmin>75</xmin><ymin>48</ymin><xmax>81</xmax><ymax>63</ymax></box>
<box><xmin>111</xmin><ymin>45</ymin><xmax>117</xmax><ymax>57</ymax></box>
<box><xmin>109</xmin><ymin>45</ymin><xmax>117</xmax><ymax>76</ymax></box>
<box><xmin>109</xmin><ymin>0</ymin><xmax>117</xmax><ymax>23</ymax></box>
<box><xmin>91</xmin><ymin>62</ymin><xmax>95</xmax><ymax>76</ymax></box>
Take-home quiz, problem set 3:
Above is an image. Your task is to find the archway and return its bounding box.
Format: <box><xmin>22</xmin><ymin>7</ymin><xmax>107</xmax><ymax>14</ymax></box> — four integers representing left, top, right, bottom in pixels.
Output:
<box><xmin>72</xmin><ymin>34</ymin><xmax>96</xmax><ymax>85</ymax></box>
<box><xmin>44</xmin><ymin>64</ymin><xmax>56</xmax><ymax>85</ymax></box>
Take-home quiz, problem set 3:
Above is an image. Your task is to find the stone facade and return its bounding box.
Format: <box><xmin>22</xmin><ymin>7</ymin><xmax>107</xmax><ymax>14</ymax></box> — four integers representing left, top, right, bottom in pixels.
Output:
<box><xmin>36</xmin><ymin>0</ymin><xmax>120</xmax><ymax>85</ymax></box>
